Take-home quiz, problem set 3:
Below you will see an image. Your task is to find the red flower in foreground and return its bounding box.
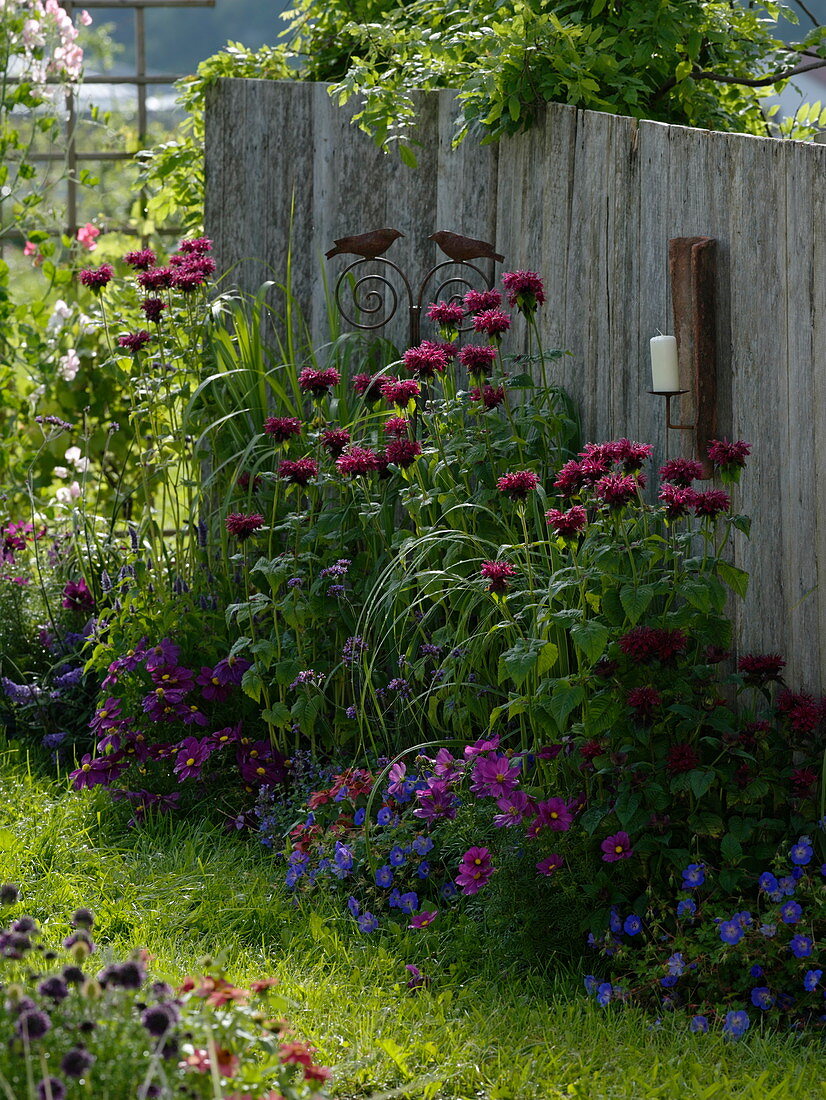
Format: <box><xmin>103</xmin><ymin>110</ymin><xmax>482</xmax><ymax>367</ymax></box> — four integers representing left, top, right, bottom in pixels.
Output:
<box><xmin>594</xmin><ymin>473</ymin><xmax>642</xmax><ymax>508</ymax></box>
<box><xmin>777</xmin><ymin>690</ymin><xmax>823</xmax><ymax>734</ymax></box>
<box><xmin>707</xmin><ymin>438</ymin><xmax>751</xmax><ymax>470</ymax></box>
<box><xmin>383</xmin><ymin>417</ymin><xmax>409</xmax><ymax>437</ymax></box>
<box><xmin>619</xmin><ymin>626</ymin><xmax>687</xmax><ymax>663</ymax></box>
<box><xmin>497</xmin><ymin>469</ymin><xmax>539</xmax><ymax>499</ymax></box>
<box><xmin>336</xmin><ymin>446</ymin><xmax>380</xmax><ymax>477</ymax></box>
<box><xmin>225</xmin><ymin>512</ymin><xmax>264</xmax><ymax>540</ymax></box>
<box><xmin>403</xmin><ymin>341</ymin><xmax>448</xmax><ymax>379</ymax></box>
<box><xmin>426</xmin><ymin>300</ymin><xmax>465</xmax><ymax>327</ymax></box>
<box><xmin>480</xmin><ymin>560</ymin><xmax>517</xmax><ymax>593</ymax></box>
<box><xmin>473</xmin><ymin>308</ymin><xmax>511</xmax><ymax>340</ymax></box>
<box><xmin>298</xmin><ymin>366</ymin><xmax>340</xmax><ymax>398</ymax></box>
<box><xmin>140</xmin><ymin>297</ymin><xmax>165</xmax><ymax>323</ymax></box>
<box><xmin>693</xmin><ymin>489</ymin><xmax>730</xmax><ymax>518</ymax></box>
<box><xmin>123</xmin><ymin>248</ymin><xmax>156</xmax><ymax>270</ymax></box>
<box><xmin>600</xmin><ymin>438</ymin><xmax>652</xmax><ymax>471</ymax></box>
<box><xmin>117</xmin><ymin>330</ymin><xmax>151</xmax><ymax>353</ymax></box>
<box><xmin>352</xmin><ymin>373</ymin><xmax>385</xmax><ymax>402</ymax></box>
<box><xmin>386</xmin><ymin>439</ymin><xmax>422</xmax><ymax>468</ymax></box>
<box><xmin>263</xmin><ymin>416</ymin><xmax>302</xmax><ymax>443</ymax></box>
<box><xmin>469</xmin><ymin>384</ymin><xmax>505</xmax><ymax>410</ymax></box>
<box><xmin>658</xmin><ymin>483</ymin><xmax>698</xmax><ymax>519</ymax></box>
<box><xmin>627</xmin><ymin>686</ymin><xmax>661</xmax><ymax>721</ymax></box>
<box><xmin>278</xmin><ymin>458</ymin><xmax>318</xmax><ymax>486</ymax></box>
<box><xmin>459</xmin><ymin>344</ymin><xmax>498</xmax><ymax>376</ymax></box>
<box><xmin>464</xmin><ymin>288</ymin><xmax>502</xmax><ymax>313</ymax></box>
<box><xmin>503</xmin><ymin>269</ymin><xmax>546</xmax><ymax>312</ymax></box>
<box><xmin>659</xmin><ymin>457</ymin><xmax>704</xmax><ymax>487</ymax></box>
<box><xmin>78</xmin><ymin>263</ymin><xmax>114</xmax><ymax>292</ymax></box>
<box><xmin>554</xmin><ymin>460</ymin><xmax>586</xmax><ymax>496</ymax></box>
<box><xmin>666</xmin><ymin>743</ymin><xmax>700</xmax><ymax>775</ymax></box>
<box><xmin>737</xmin><ymin>653</ymin><xmax>785</xmax><ymax>684</ymax></box>
<box><xmin>321</xmin><ymin>427</ymin><xmax>351</xmax><ymax>457</ymax></box>
<box><xmin>600</xmin><ymin>831</ymin><xmax>633</xmax><ymax>862</ymax></box>
<box><xmin>137</xmin><ymin>266</ymin><xmax>174</xmax><ymax>291</ymax></box>
<box><xmin>381</xmin><ymin>377</ymin><xmax>421</xmax><ymax>406</ymax></box>
<box><xmin>546</xmin><ymin>505</ymin><xmax>587</xmax><ymax>539</ymax></box>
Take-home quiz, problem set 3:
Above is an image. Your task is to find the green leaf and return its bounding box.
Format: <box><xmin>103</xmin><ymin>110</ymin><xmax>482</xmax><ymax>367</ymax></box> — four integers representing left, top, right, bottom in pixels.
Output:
<box><xmin>505</xmin><ymin>372</ymin><xmax>536</xmax><ymax>388</ymax></box>
<box><xmin>578</xmin><ymin>805</ymin><xmax>608</xmax><ymax>835</ymax></box>
<box><xmin>720</xmin><ymin>832</ymin><xmax>743</xmax><ymax>864</ymax></box>
<box><xmin>535</xmin><ymin>641</ymin><xmax>559</xmax><ymax>676</ymax></box>
<box><xmin>692</xmin><ymin>809</ymin><xmax>724</xmax><ymax>836</ymax></box>
<box><xmin>675</xmin><ymin>60</ymin><xmax>693</xmax><ymax>83</ymax></box>
<box><xmin>619</xmin><ymin>583</ymin><xmax>654</xmax><ymax>625</ymax></box>
<box><xmin>548</xmin><ymin>680</ymin><xmax>585</xmax><ymax>730</ymax></box>
<box><xmin>261</xmin><ymin>703</ymin><xmax>292</xmax><ymax>728</ymax></box>
<box><xmin>498</xmin><ymin>637</ymin><xmax>549</xmax><ymax>687</ymax></box>
<box><xmin>689</xmin><ymin>769</ymin><xmax>715</xmax><ymax>799</ymax></box>
<box><xmin>570</xmin><ymin>619</ymin><xmax>609</xmax><ymax>664</ymax></box>
<box><xmin>717</xmin><ymin>560</ymin><xmax>749</xmax><ymax>599</ymax></box>
<box><xmin>398</xmin><ymin>144</ymin><xmax>418</xmax><ymax>168</ymax></box>
<box><xmin>241</xmin><ymin>667</ymin><xmax>264</xmax><ymax>702</ymax></box>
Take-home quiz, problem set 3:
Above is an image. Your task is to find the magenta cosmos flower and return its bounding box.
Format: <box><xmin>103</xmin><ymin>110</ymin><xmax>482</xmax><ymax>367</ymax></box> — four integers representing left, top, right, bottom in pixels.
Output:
<box><xmin>536</xmin><ymin>854</ymin><xmax>564</xmax><ymax>876</ymax></box>
<box><xmin>502</xmin><ymin>270</ymin><xmax>545</xmax><ymax>313</ymax></box>
<box><xmin>601</xmin><ymin>831</ymin><xmax>634</xmax><ymax>862</ymax></box>
<box><xmin>470</xmin><ymin>752</ymin><xmax>521</xmax><ymax>798</ymax></box>
<box><xmin>497</xmin><ymin>469</ymin><xmax>540</xmax><ymax>499</ymax></box>
<box><xmin>225</xmin><ymin>512</ymin><xmax>264</xmax><ymax>540</ymax></box>
<box><xmin>480</xmin><ymin>560</ymin><xmax>517</xmax><ymax>593</ymax></box>
<box><xmin>408</xmin><ymin>910</ymin><xmax>438</xmax><ymax>929</ymax></box>
<box><xmin>527</xmin><ymin>797</ymin><xmax>573</xmax><ymax>835</ymax></box>
<box><xmin>455</xmin><ymin>847</ymin><xmax>494</xmax><ymax>894</ymax></box>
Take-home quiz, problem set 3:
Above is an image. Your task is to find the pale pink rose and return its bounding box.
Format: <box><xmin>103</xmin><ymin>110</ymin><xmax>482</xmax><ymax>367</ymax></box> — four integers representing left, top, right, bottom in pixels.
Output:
<box><xmin>76</xmin><ymin>223</ymin><xmax>99</xmax><ymax>251</ymax></box>
<box><xmin>79</xmin><ymin>10</ymin><xmax>93</xmax><ymax>26</ymax></box>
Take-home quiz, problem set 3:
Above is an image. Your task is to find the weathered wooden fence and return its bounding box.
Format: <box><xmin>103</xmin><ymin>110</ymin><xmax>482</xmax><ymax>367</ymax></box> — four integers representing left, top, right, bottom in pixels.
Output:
<box><xmin>205</xmin><ymin>78</ymin><xmax>826</xmax><ymax>690</ymax></box>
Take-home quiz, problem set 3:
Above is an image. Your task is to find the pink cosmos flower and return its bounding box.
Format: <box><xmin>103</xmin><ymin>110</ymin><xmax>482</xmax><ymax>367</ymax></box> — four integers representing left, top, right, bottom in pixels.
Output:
<box><xmin>76</xmin><ymin>223</ymin><xmax>99</xmax><ymax>250</ymax></box>
<box><xmin>528</xmin><ymin>797</ymin><xmax>573</xmax><ymax>835</ymax></box>
<box><xmin>455</xmin><ymin>847</ymin><xmax>494</xmax><ymax>894</ymax></box>
<box><xmin>470</xmin><ymin>753</ymin><xmax>521</xmax><ymax>798</ymax></box>
<box><xmin>536</xmin><ymin>854</ymin><xmax>564</xmax><ymax>876</ymax></box>
<box><xmin>497</xmin><ymin>469</ymin><xmax>540</xmax><ymax>499</ymax></box>
<box><xmin>600</xmin><ymin>831</ymin><xmax>633</xmax><ymax>862</ymax></box>
<box><xmin>408</xmin><ymin>910</ymin><xmax>438</xmax><ymax>929</ymax></box>
<box><xmin>173</xmin><ymin>736</ymin><xmax>212</xmax><ymax>781</ymax></box>
<box><xmin>493</xmin><ymin>791</ymin><xmax>535</xmax><ymax>828</ymax></box>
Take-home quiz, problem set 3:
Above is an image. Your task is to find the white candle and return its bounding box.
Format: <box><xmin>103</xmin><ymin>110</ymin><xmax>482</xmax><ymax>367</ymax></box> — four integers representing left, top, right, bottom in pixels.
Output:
<box><xmin>650</xmin><ymin>334</ymin><xmax>679</xmax><ymax>392</ymax></box>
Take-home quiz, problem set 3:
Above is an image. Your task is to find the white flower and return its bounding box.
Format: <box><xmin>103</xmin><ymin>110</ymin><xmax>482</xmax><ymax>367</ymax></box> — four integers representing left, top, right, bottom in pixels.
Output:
<box><xmin>58</xmin><ymin>348</ymin><xmax>80</xmax><ymax>381</ymax></box>
<box><xmin>55</xmin><ymin>481</ymin><xmax>81</xmax><ymax>504</ymax></box>
<box><xmin>47</xmin><ymin>299</ymin><xmax>73</xmax><ymax>333</ymax></box>
<box><xmin>53</xmin><ymin>465</ymin><xmax>70</xmax><ymax>479</ymax></box>
<box><xmin>64</xmin><ymin>446</ymin><xmax>88</xmax><ymax>472</ymax></box>
<box><xmin>28</xmin><ymin>384</ymin><xmax>46</xmax><ymax>406</ymax></box>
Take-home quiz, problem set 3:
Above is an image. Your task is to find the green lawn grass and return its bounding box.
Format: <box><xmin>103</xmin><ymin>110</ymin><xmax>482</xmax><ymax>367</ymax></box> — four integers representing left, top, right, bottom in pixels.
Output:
<box><xmin>0</xmin><ymin>743</ymin><xmax>823</xmax><ymax>1100</ymax></box>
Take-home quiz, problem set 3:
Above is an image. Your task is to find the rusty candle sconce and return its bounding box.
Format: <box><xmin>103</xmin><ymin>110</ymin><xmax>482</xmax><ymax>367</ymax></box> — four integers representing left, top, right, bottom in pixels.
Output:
<box><xmin>651</xmin><ymin>236</ymin><xmax>718</xmax><ymax>476</ymax></box>
<box><xmin>326</xmin><ymin>228</ymin><xmax>498</xmax><ymax>348</ymax></box>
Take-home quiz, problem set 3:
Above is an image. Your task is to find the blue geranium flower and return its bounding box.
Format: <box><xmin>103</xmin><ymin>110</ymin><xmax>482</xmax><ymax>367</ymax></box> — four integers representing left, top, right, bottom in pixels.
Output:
<box><xmin>376</xmin><ymin>807</ymin><xmax>392</xmax><ymax>826</ymax></box>
<box><xmin>667</xmin><ymin>953</ymin><xmax>685</xmax><ymax>977</ymax></box>
<box><xmin>609</xmin><ymin>910</ymin><xmax>623</xmax><ymax>934</ymax></box>
<box><xmin>660</xmin><ymin>975</ymin><xmax>678</xmax><ymax>988</ymax></box>
<box><xmin>388</xmin><ymin>845</ymin><xmax>407</xmax><ymax>867</ymax></box>
<box><xmin>584</xmin><ymin>975</ymin><xmax>598</xmax><ymax>995</ymax></box>
<box><xmin>749</xmin><ymin>965</ymin><xmax>763</xmax><ymax>979</ymax></box>
<box><xmin>723</xmin><ymin>1010</ymin><xmax>750</xmax><ymax>1039</ymax></box>
<box><xmin>790</xmin><ymin>837</ymin><xmax>813</xmax><ymax>866</ymax></box>
<box><xmin>354</xmin><ymin>808</ymin><xmax>366</xmax><ymax>827</ymax></box>
<box><xmin>719</xmin><ymin>919</ymin><xmax>744</xmax><ymax>946</ymax></box>
<box><xmin>285</xmin><ymin>866</ymin><xmax>302</xmax><ymax>889</ymax></box>
<box><xmin>413</xmin><ymin>835</ymin><xmax>434</xmax><ymax>856</ymax></box>
<box><xmin>677</xmin><ymin>899</ymin><xmax>696</xmax><ymax>919</ymax></box>
<box><xmin>357</xmin><ymin>911</ymin><xmax>379</xmax><ymax>932</ymax></box>
<box><xmin>398</xmin><ymin>891</ymin><xmax>418</xmax><ymax>914</ymax></box>
<box><xmin>690</xmin><ymin>1015</ymin><xmax>709</xmax><ymax>1033</ymax></box>
<box><xmin>596</xmin><ymin>983</ymin><xmax>612</xmax><ymax>1007</ymax></box>
<box><xmin>682</xmin><ymin>864</ymin><xmax>705</xmax><ymax>889</ymax></box>
<box><xmin>623</xmin><ymin>915</ymin><xmax>642</xmax><ymax>936</ymax></box>
<box><xmin>416</xmin><ymin>861</ymin><xmax>430</xmax><ymax>879</ymax></box>
<box><xmin>751</xmin><ymin>987</ymin><xmax>774</xmax><ymax>1010</ymax></box>
<box><xmin>790</xmin><ymin>934</ymin><xmax>813</xmax><ymax>958</ymax></box>
<box><xmin>347</xmin><ymin>896</ymin><xmax>360</xmax><ymax>917</ymax></box>
<box><xmin>780</xmin><ymin>900</ymin><xmax>802</xmax><ymax>924</ymax></box>
<box><xmin>440</xmin><ymin>881</ymin><xmax>458</xmax><ymax>900</ymax></box>
<box><xmin>758</xmin><ymin>871</ymin><xmax>778</xmax><ymax>894</ymax></box>
<box><xmin>375</xmin><ymin>865</ymin><xmax>394</xmax><ymax>889</ymax></box>
<box><xmin>777</xmin><ymin>876</ymin><xmax>796</xmax><ymax>896</ymax></box>
<box><xmin>803</xmin><ymin>969</ymin><xmax>822</xmax><ymax>992</ymax></box>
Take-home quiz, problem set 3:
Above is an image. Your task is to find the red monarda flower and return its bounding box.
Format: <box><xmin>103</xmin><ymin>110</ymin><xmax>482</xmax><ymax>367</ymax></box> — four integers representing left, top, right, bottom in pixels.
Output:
<box><xmin>140</xmin><ymin>297</ymin><xmax>165</xmax><ymax>323</ymax></box>
<box><xmin>403</xmin><ymin>341</ymin><xmax>448</xmax><ymax>379</ymax></box>
<box><xmin>480</xmin><ymin>560</ymin><xmax>517</xmax><ymax>593</ymax></box>
<box><xmin>170</xmin><ymin>268</ymin><xmax>207</xmax><ymax>292</ymax></box>
<box><xmin>298</xmin><ymin>366</ymin><xmax>340</xmax><ymax>398</ymax></box>
<box><xmin>659</xmin><ymin>457</ymin><xmax>704</xmax><ymax>486</ymax></box>
<box><xmin>594</xmin><ymin>473</ymin><xmax>641</xmax><ymax>508</ymax></box>
<box><xmin>117</xmin><ymin>330</ymin><xmax>151</xmax><ymax>353</ymax></box>
<box><xmin>627</xmin><ymin>686</ymin><xmax>661</xmax><ymax>720</ymax></box>
<box><xmin>470</xmin><ymin>384</ymin><xmax>505</xmax><ymax>410</ymax></box>
<box><xmin>336</xmin><ymin>446</ymin><xmax>380</xmax><ymax>477</ymax></box>
<box><xmin>693</xmin><ymin>489</ymin><xmax>730</xmax><ymax>518</ymax></box>
<box><xmin>473</xmin><ymin>308</ymin><xmax>511</xmax><ymax>339</ymax></box>
<box><xmin>79</xmin><ymin>263</ymin><xmax>114</xmax><ymax>292</ymax></box>
<box><xmin>237</xmin><ymin>472</ymin><xmax>262</xmax><ymax>492</ymax></box>
<box><xmin>352</xmin><ymin>373</ymin><xmax>385</xmax><ymax>402</ymax></box>
<box><xmin>263</xmin><ymin>416</ymin><xmax>302</xmax><ymax>443</ymax></box>
<box><xmin>602</xmin><ymin>438</ymin><xmax>653</xmax><ymax>472</ymax></box>
<box><xmin>554</xmin><ymin>460</ymin><xmax>586</xmax><ymax>496</ymax></box>
<box><xmin>464</xmin><ymin>288</ymin><xmax>502</xmax><ymax>313</ymax></box>
<box><xmin>619</xmin><ymin>626</ymin><xmax>687</xmax><ymax>663</ymax></box>
<box><xmin>665</xmin><ymin>742</ymin><xmax>700</xmax><ymax>775</ymax></box>
<box><xmin>580</xmin><ymin>454</ymin><xmax>612</xmax><ymax>482</ymax></box>
<box><xmin>278</xmin><ymin>458</ymin><xmax>319</xmax><ymax>486</ymax></box>
<box><xmin>546</xmin><ymin>505</ymin><xmax>587</xmax><ymax>539</ymax></box>
<box><xmin>386</xmin><ymin>439</ymin><xmax>422</xmax><ymax>468</ymax></box>
<box><xmin>497</xmin><ymin>469</ymin><xmax>540</xmax><ymax>499</ymax></box>
<box><xmin>381</xmin><ymin>377</ymin><xmax>421</xmax><ymax>406</ymax></box>
<box><xmin>737</xmin><ymin>653</ymin><xmax>785</xmax><ymax>683</ymax></box>
<box><xmin>791</xmin><ymin>767</ymin><xmax>818</xmax><ymax>797</ymax></box>
<box><xmin>321</xmin><ymin>427</ymin><xmax>351</xmax><ymax>457</ymax></box>
<box><xmin>502</xmin><ymin>269</ymin><xmax>546</xmax><ymax>312</ymax></box>
<box><xmin>777</xmin><ymin>690</ymin><xmax>823</xmax><ymax>734</ymax></box>
<box><xmin>383</xmin><ymin>417</ymin><xmax>409</xmax><ymax>438</ymax></box>
<box><xmin>707</xmin><ymin>438</ymin><xmax>751</xmax><ymax>470</ymax></box>
<box><xmin>225</xmin><ymin>512</ymin><xmax>264</xmax><ymax>540</ymax></box>
<box><xmin>137</xmin><ymin>266</ymin><xmax>174</xmax><ymax>291</ymax></box>
<box><xmin>459</xmin><ymin>344</ymin><xmax>498</xmax><ymax>376</ymax></box>
<box><xmin>178</xmin><ymin>236</ymin><xmax>212</xmax><ymax>255</ymax></box>
<box><xmin>659</xmin><ymin>483</ymin><xmax>698</xmax><ymax>519</ymax></box>
<box><xmin>123</xmin><ymin>248</ymin><xmax>156</xmax><ymax>270</ymax></box>
<box><xmin>426</xmin><ymin>300</ymin><xmax>465</xmax><ymax>327</ymax></box>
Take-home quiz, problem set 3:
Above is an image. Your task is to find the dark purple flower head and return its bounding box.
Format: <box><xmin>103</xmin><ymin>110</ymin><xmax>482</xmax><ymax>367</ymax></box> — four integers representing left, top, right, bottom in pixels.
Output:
<box><xmin>141</xmin><ymin>1002</ymin><xmax>178</xmax><ymax>1037</ymax></box>
<box><xmin>263</xmin><ymin>416</ymin><xmax>302</xmax><ymax>443</ymax></box>
<box><xmin>553</xmin><ymin>460</ymin><xmax>586</xmax><ymax>497</ymax></box>
<box><xmin>502</xmin><ymin>270</ymin><xmax>545</xmax><ymax>313</ymax></box>
<box><xmin>472</xmin><ymin>308</ymin><xmax>511</xmax><ymax>341</ymax></box>
<box><xmin>321</xmin><ymin>427</ymin><xmax>351</xmax><ymax>456</ymax></box>
<box><xmin>37</xmin><ymin>1078</ymin><xmax>65</xmax><ymax>1100</ymax></box>
<box><xmin>546</xmin><ymin>505</ymin><xmax>587</xmax><ymax>539</ymax></box>
<box><xmin>497</xmin><ymin>469</ymin><xmax>539</xmax><ymax>499</ymax></box>
<box><xmin>381</xmin><ymin>377</ymin><xmax>421</xmax><ymax>407</ymax></box>
<box><xmin>426</xmin><ymin>300</ymin><xmax>465</xmax><ymax>327</ymax></box>
<box><xmin>480</xmin><ymin>560</ymin><xmax>517</xmax><ymax>593</ymax></box>
<box><xmin>666</xmin><ymin>742</ymin><xmax>699</xmax><ymax>775</ymax></box>
<box><xmin>137</xmin><ymin>266</ymin><xmax>174</xmax><ymax>291</ymax></box>
<box><xmin>693</xmin><ymin>489</ymin><xmax>730</xmax><ymax>518</ymax></box>
<box><xmin>0</xmin><ymin>882</ymin><xmax>19</xmax><ymax>905</ymax></box>
<box><xmin>658</xmin><ymin>483</ymin><xmax>698</xmax><ymax>519</ymax></box>
<box><xmin>737</xmin><ymin>653</ymin><xmax>785</xmax><ymax>684</ymax></box>
<box><xmin>61</xmin><ymin>1047</ymin><xmax>95</xmax><ymax>1078</ymax></box>
<box><xmin>61</xmin><ymin>578</ymin><xmax>94</xmax><ymax>612</ymax></box>
<box><xmin>225</xmin><ymin>512</ymin><xmax>264</xmax><ymax>540</ymax></box>
<box><xmin>117</xmin><ymin>330</ymin><xmax>151</xmax><ymax>353</ymax></box>
<box><xmin>386</xmin><ymin>439</ymin><xmax>422</xmax><ymax>468</ymax></box>
<box><xmin>173</xmin><ymin>736</ymin><xmax>212</xmax><ymax>781</ymax></box>
<box><xmin>278</xmin><ymin>458</ymin><xmax>319</xmax><ymax>486</ymax></box>
<box><xmin>78</xmin><ymin>263</ymin><xmax>114</xmax><ymax>292</ymax></box>
<box><xmin>464</xmin><ymin>288</ymin><xmax>502</xmax><ymax>313</ymax></box>
<box><xmin>627</xmin><ymin>685</ymin><xmax>661</xmax><ymax>721</ymax></box>
<box><xmin>298</xmin><ymin>366</ymin><xmax>340</xmax><ymax>398</ymax></box>
<box><xmin>594</xmin><ymin>473</ymin><xmax>641</xmax><ymax>508</ymax></box>
<box><xmin>413</xmin><ymin>779</ymin><xmax>459</xmax><ymax>822</ymax></box>
<box><xmin>536</xmin><ymin>854</ymin><xmax>564</xmax><ymax>876</ymax></box>
<box><xmin>336</xmin><ymin>446</ymin><xmax>381</xmax><ymax>477</ymax></box>
<box><xmin>139</xmin><ymin>297</ymin><xmax>165</xmax><ymax>323</ymax></box>
<box><xmin>600</xmin><ymin>831</ymin><xmax>633</xmax><ymax>862</ymax></box>
<box><xmin>16</xmin><ymin>1008</ymin><xmax>51</xmax><ymax>1040</ymax></box>
<box><xmin>352</xmin><ymin>373</ymin><xmax>385</xmax><ymax>403</ymax></box>
<box><xmin>659</xmin><ymin>457</ymin><xmax>704</xmax><ymax>486</ymax></box>
<box><xmin>123</xmin><ymin>248</ymin><xmax>156</xmax><ymax>270</ymax></box>
<box><xmin>707</xmin><ymin>438</ymin><xmax>751</xmax><ymax>470</ymax></box>
<box><xmin>470</xmin><ymin>384</ymin><xmax>505</xmax><ymax>409</ymax></box>
<box><xmin>459</xmin><ymin>343</ymin><xmax>498</xmax><ymax>376</ymax></box>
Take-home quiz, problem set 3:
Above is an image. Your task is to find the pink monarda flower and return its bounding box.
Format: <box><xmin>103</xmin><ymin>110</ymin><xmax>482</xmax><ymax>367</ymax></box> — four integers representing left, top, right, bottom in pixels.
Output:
<box><xmin>386</xmin><ymin>439</ymin><xmax>422</xmax><ymax>468</ymax></box>
<box><xmin>659</xmin><ymin>457</ymin><xmax>704</xmax><ymax>486</ymax></box>
<box><xmin>602</xmin><ymin>438</ymin><xmax>652</xmax><ymax>472</ymax></box>
<box><xmin>693</xmin><ymin>489</ymin><xmax>730</xmax><ymax>518</ymax></box>
<box><xmin>455</xmin><ymin>847</ymin><xmax>494</xmax><ymax>895</ymax></box>
<box><xmin>383</xmin><ymin>417</ymin><xmax>409</xmax><ymax>438</ymax></box>
<box><xmin>619</xmin><ymin>626</ymin><xmax>687</xmax><ymax>663</ymax></box>
<box><xmin>497</xmin><ymin>469</ymin><xmax>540</xmax><ymax>499</ymax></box>
<box><xmin>321</xmin><ymin>427</ymin><xmax>351</xmax><ymax>457</ymax></box>
<box><xmin>426</xmin><ymin>300</ymin><xmax>465</xmax><ymax>327</ymax></box>
<box><xmin>403</xmin><ymin>341</ymin><xmax>449</xmax><ymax>379</ymax></box>
<box><xmin>536</xmin><ymin>854</ymin><xmax>564</xmax><ymax>876</ymax></box>
<box><xmin>546</xmin><ymin>505</ymin><xmax>587</xmax><ymax>539</ymax></box>
<box><xmin>178</xmin><ymin>236</ymin><xmax>212</xmax><ymax>255</ymax></box>
<box><xmin>600</xmin><ymin>831</ymin><xmax>633</xmax><ymax>862</ymax></box>
<box><xmin>170</xmin><ymin>268</ymin><xmax>207</xmax><ymax>293</ymax></box>
<box><xmin>594</xmin><ymin>472</ymin><xmax>642</xmax><ymax>508</ymax></box>
<box><xmin>117</xmin><ymin>330</ymin><xmax>151</xmax><ymax>353</ymax></box>
<box><xmin>737</xmin><ymin>653</ymin><xmax>785</xmax><ymax>683</ymax></box>
<box><xmin>707</xmin><ymin>438</ymin><xmax>751</xmax><ymax>470</ymax></box>
<box><xmin>278</xmin><ymin>458</ymin><xmax>319</xmax><ymax>486</ymax></box>
<box><xmin>502</xmin><ymin>270</ymin><xmax>546</xmax><ymax>313</ymax></box>
<box><xmin>480</xmin><ymin>560</ymin><xmax>517</xmax><ymax>593</ymax></box>
<box><xmin>777</xmin><ymin>690</ymin><xmax>822</xmax><ymax>734</ymax></box>
<box><xmin>627</xmin><ymin>685</ymin><xmax>661</xmax><ymax>720</ymax></box>
<box><xmin>336</xmin><ymin>446</ymin><xmax>380</xmax><ymax>477</ymax></box>
<box><xmin>225</xmin><ymin>512</ymin><xmax>264</xmax><ymax>541</ymax></box>
<box><xmin>263</xmin><ymin>416</ymin><xmax>302</xmax><ymax>443</ymax></box>
<box><xmin>666</xmin><ymin>742</ymin><xmax>700</xmax><ymax>775</ymax></box>
<box><xmin>298</xmin><ymin>366</ymin><xmax>340</xmax><ymax>398</ymax></box>
<box><xmin>459</xmin><ymin>344</ymin><xmax>498</xmax><ymax>376</ymax></box>
<box><xmin>137</xmin><ymin>266</ymin><xmax>175</xmax><ymax>291</ymax></box>
<box><xmin>381</xmin><ymin>377</ymin><xmax>421</xmax><ymax>406</ymax></box>
<box><xmin>554</xmin><ymin>460</ymin><xmax>586</xmax><ymax>496</ymax></box>
<box><xmin>473</xmin><ymin>308</ymin><xmax>511</xmax><ymax>340</ymax></box>
<box><xmin>78</xmin><ymin>263</ymin><xmax>114</xmax><ymax>292</ymax></box>
<box><xmin>470</xmin><ymin>384</ymin><xmax>505</xmax><ymax>410</ymax></box>
<box><xmin>352</xmin><ymin>373</ymin><xmax>385</xmax><ymax>402</ymax></box>
<box><xmin>140</xmin><ymin>297</ymin><xmax>165</xmax><ymax>323</ymax></box>
<box><xmin>123</xmin><ymin>248</ymin><xmax>156</xmax><ymax>270</ymax></box>
<box><xmin>464</xmin><ymin>288</ymin><xmax>502</xmax><ymax>313</ymax></box>
<box><xmin>658</xmin><ymin>483</ymin><xmax>698</xmax><ymax>519</ymax></box>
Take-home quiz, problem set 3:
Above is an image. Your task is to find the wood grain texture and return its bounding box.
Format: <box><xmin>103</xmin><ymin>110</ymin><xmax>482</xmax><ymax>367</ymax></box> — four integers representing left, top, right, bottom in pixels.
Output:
<box><xmin>206</xmin><ymin>80</ymin><xmax>826</xmax><ymax>689</ymax></box>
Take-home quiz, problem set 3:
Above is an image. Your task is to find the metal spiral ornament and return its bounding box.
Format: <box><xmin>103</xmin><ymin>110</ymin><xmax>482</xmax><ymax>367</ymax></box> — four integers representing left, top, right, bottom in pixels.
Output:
<box><xmin>333</xmin><ymin>257</ymin><xmax>413</xmax><ymax>333</ymax></box>
<box><xmin>417</xmin><ymin>260</ymin><xmax>494</xmax><ymax>335</ymax></box>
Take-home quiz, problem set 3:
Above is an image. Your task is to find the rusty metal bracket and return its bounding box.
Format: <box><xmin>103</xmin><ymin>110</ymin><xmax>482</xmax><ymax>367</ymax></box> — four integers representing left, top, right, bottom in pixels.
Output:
<box><xmin>667</xmin><ymin>237</ymin><xmax>718</xmax><ymax>477</ymax></box>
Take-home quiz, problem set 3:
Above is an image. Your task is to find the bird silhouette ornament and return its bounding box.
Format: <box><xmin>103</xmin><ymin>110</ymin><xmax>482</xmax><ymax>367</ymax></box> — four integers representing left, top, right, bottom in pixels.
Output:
<box><xmin>325</xmin><ymin>228</ymin><xmax>404</xmax><ymax>260</ymax></box>
<box><xmin>428</xmin><ymin>231</ymin><xmax>504</xmax><ymax>263</ymax></box>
